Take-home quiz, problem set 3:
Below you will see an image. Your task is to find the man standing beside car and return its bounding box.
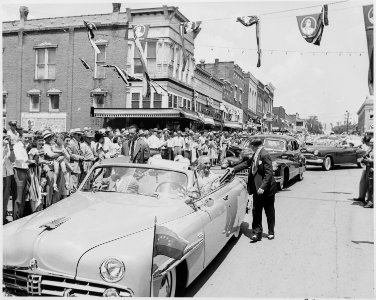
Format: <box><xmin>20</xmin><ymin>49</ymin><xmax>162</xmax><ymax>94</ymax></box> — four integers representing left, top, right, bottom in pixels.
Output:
<box><xmin>230</xmin><ymin>138</ymin><xmax>277</xmax><ymax>241</ymax></box>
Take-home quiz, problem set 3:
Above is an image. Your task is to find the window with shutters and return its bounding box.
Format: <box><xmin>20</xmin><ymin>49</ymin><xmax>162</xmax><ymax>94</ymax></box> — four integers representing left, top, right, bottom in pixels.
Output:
<box><xmin>35</xmin><ymin>47</ymin><xmax>56</xmax><ymax>80</ymax></box>
<box><xmin>168</xmin><ymin>94</ymin><xmax>173</xmax><ymax>108</ymax></box>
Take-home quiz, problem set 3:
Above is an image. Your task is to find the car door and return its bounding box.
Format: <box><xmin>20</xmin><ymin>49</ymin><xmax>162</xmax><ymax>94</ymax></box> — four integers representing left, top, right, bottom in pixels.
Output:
<box><xmin>197</xmin><ymin>182</ymin><xmax>237</xmax><ymax>267</ymax></box>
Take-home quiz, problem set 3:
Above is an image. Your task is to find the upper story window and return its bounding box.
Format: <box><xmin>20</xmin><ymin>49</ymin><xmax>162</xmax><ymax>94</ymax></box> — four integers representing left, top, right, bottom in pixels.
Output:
<box><xmin>95</xmin><ymin>43</ymin><xmax>107</xmax><ymax>79</ymax></box>
<box><xmin>131</xmin><ymin>93</ymin><xmax>140</xmax><ymax>108</ymax></box>
<box><xmin>34</xmin><ymin>44</ymin><xmax>57</xmax><ymax>80</ymax></box>
<box><xmin>27</xmin><ymin>89</ymin><xmax>41</xmax><ymax>112</ymax></box>
<box><xmin>154</xmin><ymin>93</ymin><xmax>162</xmax><ymax>108</ymax></box>
<box><xmin>47</xmin><ymin>88</ymin><xmax>62</xmax><ymax>112</ymax></box>
<box><xmin>134</xmin><ymin>41</ymin><xmax>157</xmax><ymax>75</ymax></box>
<box><xmin>142</xmin><ymin>94</ymin><xmax>151</xmax><ymax>109</ymax></box>
<box><xmin>90</xmin><ymin>88</ymin><xmax>108</xmax><ymax>109</ymax></box>
<box><xmin>156</xmin><ymin>41</ymin><xmax>170</xmax><ymax>73</ymax></box>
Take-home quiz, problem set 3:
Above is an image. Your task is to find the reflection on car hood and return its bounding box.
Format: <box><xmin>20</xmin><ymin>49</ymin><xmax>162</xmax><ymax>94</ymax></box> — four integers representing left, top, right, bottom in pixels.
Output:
<box><xmin>3</xmin><ymin>192</ymin><xmax>191</xmax><ymax>276</ymax></box>
<box><xmin>302</xmin><ymin>145</ymin><xmax>337</xmax><ymax>153</ymax></box>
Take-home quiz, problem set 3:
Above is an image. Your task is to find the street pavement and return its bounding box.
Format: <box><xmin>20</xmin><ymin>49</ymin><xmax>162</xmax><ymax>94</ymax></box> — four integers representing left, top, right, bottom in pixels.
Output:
<box><xmin>182</xmin><ymin>165</ymin><xmax>374</xmax><ymax>298</ymax></box>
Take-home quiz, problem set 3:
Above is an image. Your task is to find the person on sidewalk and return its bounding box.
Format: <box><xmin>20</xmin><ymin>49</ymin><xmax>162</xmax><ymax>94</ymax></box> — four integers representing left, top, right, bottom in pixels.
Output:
<box><xmin>364</xmin><ymin>138</ymin><xmax>374</xmax><ymax>208</ymax></box>
<box><xmin>231</xmin><ymin>138</ymin><xmax>277</xmax><ymax>241</ymax></box>
<box><xmin>353</xmin><ymin>135</ymin><xmax>371</xmax><ymax>203</ymax></box>
<box><xmin>3</xmin><ymin>134</ymin><xmax>15</xmax><ymax>224</ymax></box>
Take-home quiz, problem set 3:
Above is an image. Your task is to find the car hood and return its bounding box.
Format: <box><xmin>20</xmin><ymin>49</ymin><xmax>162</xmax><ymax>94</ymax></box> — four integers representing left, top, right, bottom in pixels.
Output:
<box><xmin>3</xmin><ymin>191</ymin><xmax>191</xmax><ymax>276</ymax></box>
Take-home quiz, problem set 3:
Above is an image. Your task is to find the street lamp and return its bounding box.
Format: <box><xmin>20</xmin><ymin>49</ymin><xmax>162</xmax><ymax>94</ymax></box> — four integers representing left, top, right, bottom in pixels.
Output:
<box><xmin>345</xmin><ymin>110</ymin><xmax>350</xmax><ymax>134</ymax></box>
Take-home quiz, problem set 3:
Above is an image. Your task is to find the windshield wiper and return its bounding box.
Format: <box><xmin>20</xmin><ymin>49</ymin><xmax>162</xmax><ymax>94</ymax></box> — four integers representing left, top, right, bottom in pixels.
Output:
<box><xmin>134</xmin><ymin>192</ymin><xmax>160</xmax><ymax>198</ymax></box>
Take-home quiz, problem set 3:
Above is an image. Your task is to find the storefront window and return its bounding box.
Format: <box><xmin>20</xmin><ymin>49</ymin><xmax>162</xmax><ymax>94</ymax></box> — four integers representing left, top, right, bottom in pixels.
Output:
<box><xmin>131</xmin><ymin>93</ymin><xmax>140</xmax><ymax>108</ymax></box>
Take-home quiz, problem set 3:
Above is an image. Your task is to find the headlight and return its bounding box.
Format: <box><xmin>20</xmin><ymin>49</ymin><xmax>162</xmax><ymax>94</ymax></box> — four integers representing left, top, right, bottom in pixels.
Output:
<box><xmin>100</xmin><ymin>257</ymin><xmax>125</xmax><ymax>283</ymax></box>
<box><xmin>272</xmin><ymin>161</ymin><xmax>278</xmax><ymax>171</ymax></box>
<box><xmin>313</xmin><ymin>150</ymin><xmax>319</xmax><ymax>156</ymax></box>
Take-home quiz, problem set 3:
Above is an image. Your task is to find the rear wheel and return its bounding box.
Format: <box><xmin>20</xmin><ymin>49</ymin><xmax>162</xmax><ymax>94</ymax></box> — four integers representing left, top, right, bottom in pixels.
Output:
<box><xmin>298</xmin><ymin>170</ymin><xmax>304</xmax><ymax>181</ymax></box>
<box><xmin>322</xmin><ymin>156</ymin><xmax>332</xmax><ymax>171</ymax></box>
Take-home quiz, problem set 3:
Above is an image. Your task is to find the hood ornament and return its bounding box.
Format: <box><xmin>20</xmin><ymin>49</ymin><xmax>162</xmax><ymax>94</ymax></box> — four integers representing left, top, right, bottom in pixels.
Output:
<box><xmin>29</xmin><ymin>258</ymin><xmax>38</xmax><ymax>270</ymax></box>
<box><xmin>39</xmin><ymin>216</ymin><xmax>70</xmax><ymax>230</ymax></box>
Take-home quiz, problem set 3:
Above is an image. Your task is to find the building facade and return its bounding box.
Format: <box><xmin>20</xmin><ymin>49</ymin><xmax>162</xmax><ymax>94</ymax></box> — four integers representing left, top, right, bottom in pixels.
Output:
<box><xmin>242</xmin><ymin>72</ymin><xmax>258</xmax><ymax>130</ymax></box>
<box><xmin>357</xmin><ymin>95</ymin><xmax>374</xmax><ymax>134</ymax></box>
<box><xmin>202</xmin><ymin>59</ymin><xmax>244</xmax><ymax>130</ymax></box>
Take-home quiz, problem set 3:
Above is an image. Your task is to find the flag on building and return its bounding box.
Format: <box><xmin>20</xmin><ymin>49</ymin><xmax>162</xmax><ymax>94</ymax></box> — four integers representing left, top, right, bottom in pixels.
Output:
<box><xmin>179</xmin><ymin>21</ymin><xmax>201</xmax><ymax>72</ymax></box>
<box><xmin>363</xmin><ymin>5</ymin><xmax>373</xmax><ymax>95</ymax></box>
<box><xmin>133</xmin><ymin>25</ymin><xmax>151</xmax><ymax>97</ymax></box>
<box><xmin>79</xmin><ymin>58</ymin><xmax>91</xmax><ymax>70</ymax></box>
<box><xmin>237</xmin><ymin>16</ymin><xmax>261</xmax><ymax>67</ymax></box>
<box><xmin>154</xmin><ymin>225</ymin><xmax>189</xmax><ymax>260</ymax></box>
<box><xmin>296</xmin><ymin>5</ymin><xmax>328</xmax><ymax>46</ymax></box>
<box><xmin>102</xmin><ymin>64</ymin><xmax>131</xmax><ymax>85</ymax></box>
<box><xmin>83</xmin><ymin>20</ymin><xmax>100</xmax><ymax>54</ymax></box>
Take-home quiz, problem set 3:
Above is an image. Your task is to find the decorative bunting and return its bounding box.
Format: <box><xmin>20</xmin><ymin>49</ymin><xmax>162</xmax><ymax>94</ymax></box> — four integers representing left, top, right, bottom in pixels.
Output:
<box><xmin>236</xmin><ymin>16</ymin><xmax>261</xmax><ymax>67</ymax></box>
<box><xmin>363</xmin><ymin>4</ymin><xmax>373</xmax><ymax>95</ymax></box>
<box><xmin>83</xmin><ymin>20</ymin><xmax>100</xmax><ymax>54</ymax></box>
<box><xmin>79</xmin><ymin>58</ymin><xmax>91</xmax><ymax>70</ymax></box>
<box><xmin>296</xmin><ymin>5</ymin><xmax>328</xmax><ymax>46</ymax></box>
<box><xmin>179</xmin><ymin>21</ymin><xmax>202</xmax><ymax>72</ymax></box>
<box><xmin>102</xmin><ymin>64</ymin><xmax>141</xmax><ymax>85</ymax></box>
<box><xmin>133</xmin><ymin>25</ymin><xmax>151</xmax><ymax>97</ymax></box>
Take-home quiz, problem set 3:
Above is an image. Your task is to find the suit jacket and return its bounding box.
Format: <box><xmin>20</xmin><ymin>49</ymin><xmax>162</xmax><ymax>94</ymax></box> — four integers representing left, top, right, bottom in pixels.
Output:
<box><xmin>233</xmin><ymin>147</ymin><xmax>277</xmax><ymax>197</ymax></box>
<box><xmin>130</xmin><ymin>138</ymin><xmax>150</xmax><ymax>164</ymax></box>
<box><xmin>66</xmin><ymin>139</ymin><xmax>82</xmax><ymax>174</ymax></box>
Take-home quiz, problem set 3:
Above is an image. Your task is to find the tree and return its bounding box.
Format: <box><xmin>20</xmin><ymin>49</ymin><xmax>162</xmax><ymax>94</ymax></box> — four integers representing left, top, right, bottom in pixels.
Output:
<box><xmin>306</xmin><ymin>116</ymin><xmax>324</xmax><ymax>134</ymax></box>
<box><xmin>332</xmin><ymin>123</ymin><xmax>358</xmax><ymax>134</ymax></box>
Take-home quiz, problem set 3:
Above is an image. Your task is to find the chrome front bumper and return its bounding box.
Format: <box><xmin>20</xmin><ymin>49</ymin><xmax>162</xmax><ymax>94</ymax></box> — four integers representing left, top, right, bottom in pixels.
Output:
<box><xmin>305</xmin><ymin>158</ymin><xmax>324</xmax><ymax>165</ymax></box>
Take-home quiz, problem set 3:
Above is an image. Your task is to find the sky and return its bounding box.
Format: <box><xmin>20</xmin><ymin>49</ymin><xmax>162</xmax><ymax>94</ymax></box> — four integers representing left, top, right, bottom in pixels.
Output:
<box><xmin>1</xmin><ymin>0</ymin><xmax>373</xmax><ymax>129</ymax></box>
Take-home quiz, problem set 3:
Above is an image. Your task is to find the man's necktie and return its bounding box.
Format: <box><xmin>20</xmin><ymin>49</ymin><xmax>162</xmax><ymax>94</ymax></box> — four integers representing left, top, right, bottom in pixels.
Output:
<box><xmin>252</xmin><ymin>154</ymin><xmax>257</xmax><ymax>175</ymax></box>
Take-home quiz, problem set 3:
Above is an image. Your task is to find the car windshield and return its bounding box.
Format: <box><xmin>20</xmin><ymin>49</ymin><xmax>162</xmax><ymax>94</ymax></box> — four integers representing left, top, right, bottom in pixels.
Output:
<box><xmin>315</xmin><ymin>136</ymin><xmax>339</xmax><ymax>146</ymax></box>
<box><xmin>80</xmin><ymin>166</ymin><xmax>188</xmax><ymax>197</ymax></box>
<box><xmin>263</xmin><ymin>139</ymin><xmax>286</xmax><ymax>151</ymax></box>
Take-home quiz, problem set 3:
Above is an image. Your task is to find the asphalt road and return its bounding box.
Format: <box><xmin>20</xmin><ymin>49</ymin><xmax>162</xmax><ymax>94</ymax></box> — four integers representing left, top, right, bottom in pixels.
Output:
<box><xmin>182</xmin><ymin>165</ymin><xmax>374</xmax><ymax>298</ymax></box>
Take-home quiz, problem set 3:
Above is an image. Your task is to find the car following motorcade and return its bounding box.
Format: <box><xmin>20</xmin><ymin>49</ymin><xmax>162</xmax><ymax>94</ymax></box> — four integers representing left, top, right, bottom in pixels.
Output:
<box><xmin>300</xmin><ymin>136</ymin><xmax>367</xmax><ymax>171</ymax></box>
<box><xmin>221</xmin><ymin>135</ymin><xmax>306</xmax><ymax>190</ymax></box>
<box><xmin>3</xmin><ymin>157</ymin><xmax>247</xmax><ymax>297</ymax></box>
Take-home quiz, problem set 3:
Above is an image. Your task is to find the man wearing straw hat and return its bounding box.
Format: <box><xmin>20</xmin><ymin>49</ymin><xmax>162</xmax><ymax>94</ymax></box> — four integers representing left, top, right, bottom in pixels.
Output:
<box><xmin>66</xmin><ymin>128</ymin><xmax>85</xmax><ymax>192</ymax></box>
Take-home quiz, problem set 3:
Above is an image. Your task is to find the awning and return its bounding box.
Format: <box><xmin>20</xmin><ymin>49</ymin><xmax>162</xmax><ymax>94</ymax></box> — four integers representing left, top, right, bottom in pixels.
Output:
<box><xmin>204</xmin><ymin>116</ymin><xmax>215</xmax><ymax>125</ymax></box>
<box><xmin>223</xmin><ymin>121</ymin><xmax>243</xmax><ymax>129</ymax></box>
<box><xmin>93</xmin><ymin>108</ymin><xmax>181</xmax><ymax>118</ymax></box>
<box><xmin>179</xmin><ymin>108</ymin><xmax>200</xmax><ymax>122</ymax></box>
<box><xmin>213</xmin><ymin>120</ymin><xmax>222</xmax><ymax>127</ymax></box>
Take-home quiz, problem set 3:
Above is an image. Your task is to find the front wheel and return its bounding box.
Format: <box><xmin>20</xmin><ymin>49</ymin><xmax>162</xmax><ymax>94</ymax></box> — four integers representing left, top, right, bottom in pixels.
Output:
<box><xmin>277</xmin><ymin>176</ymin><xmax>284</xmax><ymax>191</ymax></box>
<box><xmin>322</xmin><ymin>156</ymin><xmax>332</xmax><ymax>171</ymax></box>
<box><xmin>155</xmin><ymin>268</ymin><xmax>176</xmax><ymax>297</ymax></box>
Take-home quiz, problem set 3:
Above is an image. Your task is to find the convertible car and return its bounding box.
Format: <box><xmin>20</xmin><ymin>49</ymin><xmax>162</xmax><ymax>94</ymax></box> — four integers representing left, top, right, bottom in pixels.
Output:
<box><xmin>3</xmin><ymin>158</ymin><xmax>247</xmax><ymax>297</ymax></box>
<box><xmin>301</xmin><ymin>136</ymin><xmax>367</xmax><ymax>170</ymax></box>
<box><xmin>221</xmin><ymin>135</ymin><xmax>306</xmax><ymax>190</ymax></box>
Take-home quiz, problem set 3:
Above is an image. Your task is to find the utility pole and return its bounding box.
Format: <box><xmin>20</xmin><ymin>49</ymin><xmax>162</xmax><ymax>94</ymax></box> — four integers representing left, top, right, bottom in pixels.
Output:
<box><xmin>345</xmin><ymin>110</ymin><xmax>350</xmax><ymax>134</ymax></box>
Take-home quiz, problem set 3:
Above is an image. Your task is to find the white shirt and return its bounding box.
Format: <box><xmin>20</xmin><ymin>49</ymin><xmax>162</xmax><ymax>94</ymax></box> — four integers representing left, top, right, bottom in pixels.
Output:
<box><xmin>7</xmin><ymin>129</ymin><xmax>19</xmax><ymax>145</ymax></box>
<box><xmin>173</xmin><ymin>136</ymin><xmax>184</xmax><ymax>148</ymax></box>
<box><xmin>167</xmin><ymin>138</ymin><xmax>174</xmax><ymax>148</ymax></box>
<box><xmin>13</xmin><ymin>141</ymin><xmax>29</xmax><ymax>169</ymax></box>
<box><xmin>196</xmin><ymin>171</ymin><xmax>220</xmax><ymax>196</ymax></box>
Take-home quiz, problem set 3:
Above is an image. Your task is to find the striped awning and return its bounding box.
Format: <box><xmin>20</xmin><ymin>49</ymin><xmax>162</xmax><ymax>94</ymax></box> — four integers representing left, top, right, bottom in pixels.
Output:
<box><xmin>180</xmin><ymin>108</ymin><xmax>200</xmax><ymax>122</ymax></box>
<box><xmin>223</xmin><ymin>121</ymin><xmax>243</xmax><ymax>129</ymax></box>
<box><xmin>94</xmin><ymin>108</ymin><xmax>181</xmax><ymax>118</ymax></box>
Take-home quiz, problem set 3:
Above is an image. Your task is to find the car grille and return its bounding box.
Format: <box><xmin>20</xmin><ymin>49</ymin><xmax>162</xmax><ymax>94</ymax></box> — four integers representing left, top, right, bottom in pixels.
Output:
<box><xmin>303</xmin><ymin>154</ymin><xmax>315</xmax><ymax>160</ymax></box>
<box><xmin>3</xmin><ymin>269</ymin><xmax>133</xmax><ymax>297</ymax></box>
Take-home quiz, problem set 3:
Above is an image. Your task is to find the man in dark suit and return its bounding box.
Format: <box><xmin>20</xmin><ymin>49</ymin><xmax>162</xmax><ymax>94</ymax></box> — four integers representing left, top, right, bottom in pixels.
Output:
<box><xmin>128</xmin><ymin>125</ymin><xmax>150</xmax><ymax>164</ymax></box>
<box><xmin>231</xmin><ymin>138</ymin><xmax>277</xmax><ymax>241</ymax></box>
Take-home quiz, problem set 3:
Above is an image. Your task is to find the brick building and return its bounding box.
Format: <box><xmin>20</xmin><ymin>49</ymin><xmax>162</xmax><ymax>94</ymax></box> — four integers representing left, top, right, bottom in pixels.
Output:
<box><xmin>2</xmin><ymin>4</ymin><xmax>212</xmax><ymax>132</ymax></box>
<box><xmin>242</xmin><ymin>72</ymin><xmax>259</xmax><ymax>131</ymax></box>
<box><xmin>357</xmin><ymin>95</ymin><xmax>374</xmax><ymax>134</ymax></box>
<box><xmin>202</xmin><ymin>59</ymin><xmax>244</xmax><ymax>130</ymax></box>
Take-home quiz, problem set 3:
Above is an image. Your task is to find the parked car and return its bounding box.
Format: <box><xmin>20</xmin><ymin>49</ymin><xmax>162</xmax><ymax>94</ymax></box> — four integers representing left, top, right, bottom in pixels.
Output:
<box><xmin>3</xmin><ymin>157</ymin><xmax>247</xmax><ymax>297</ymax></box>
<box><xmin>221</xmin><ymin>135</ymin><xmax>306</xmax><ymax>190</ymax></box>
<box><xmin>300</xmin><ymin>137</ymin><xmax>367</xmax><ymax>171</ymax></box>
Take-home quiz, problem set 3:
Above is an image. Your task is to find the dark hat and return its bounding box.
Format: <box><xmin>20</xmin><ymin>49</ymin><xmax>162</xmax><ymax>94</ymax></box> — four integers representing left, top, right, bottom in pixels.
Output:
<box><xmin>249</xmin><ymin>138</ymin><xmax>263</xmax><ymax>146</ymax></box>
<box><xmin>8</xmin><ymin>120</ymin><xmax>17</xmax><ymax>127</ymax></box>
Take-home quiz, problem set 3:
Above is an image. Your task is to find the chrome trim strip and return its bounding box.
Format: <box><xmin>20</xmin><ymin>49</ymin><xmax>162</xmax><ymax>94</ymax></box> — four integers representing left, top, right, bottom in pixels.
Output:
<box><xmin>41</xmin><ymin>280</ymin><xmax>106</xmax><ymax>293</ymax></box>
